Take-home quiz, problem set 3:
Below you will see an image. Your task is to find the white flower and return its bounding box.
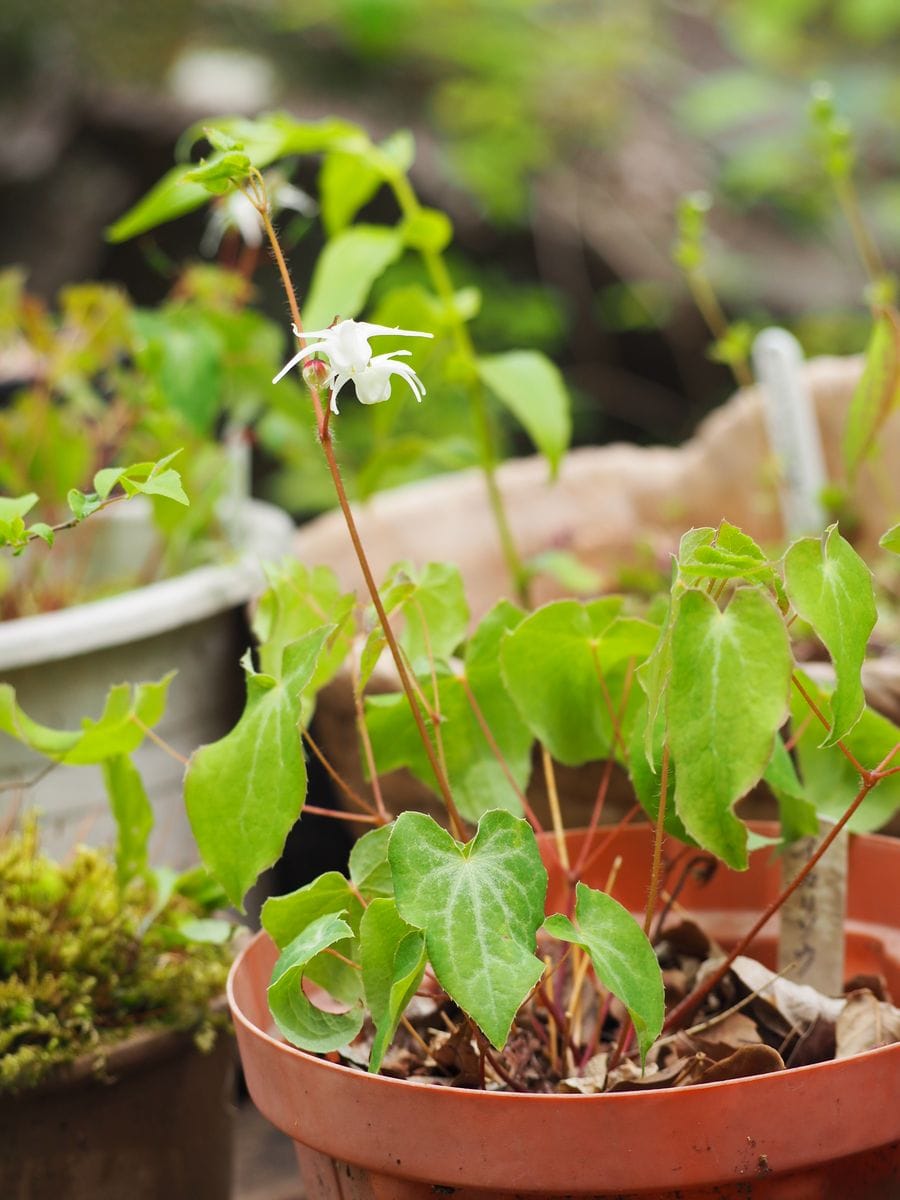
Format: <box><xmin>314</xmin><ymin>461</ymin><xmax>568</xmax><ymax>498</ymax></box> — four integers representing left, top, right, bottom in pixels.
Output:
<box><xmin>201</xmin><ymin>175</ymin><xmax>316</xmax><ymax>255</ymax></box>
<box><xmin>272</xmin><ymin>318</ymin><xmax>432</xmax><ymax>414</ymax></box>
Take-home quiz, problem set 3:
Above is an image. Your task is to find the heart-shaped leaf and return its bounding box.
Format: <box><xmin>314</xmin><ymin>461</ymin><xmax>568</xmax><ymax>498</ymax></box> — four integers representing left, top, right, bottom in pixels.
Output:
<box><xmin>668</xmin><ymin>587</ymin><xmax>792</xmax><ymax>869</ymax></box>
<box><xmin>389</xmin><ymin>809</ymin><xmax>547</xmax><ymax>1049</ymax></box>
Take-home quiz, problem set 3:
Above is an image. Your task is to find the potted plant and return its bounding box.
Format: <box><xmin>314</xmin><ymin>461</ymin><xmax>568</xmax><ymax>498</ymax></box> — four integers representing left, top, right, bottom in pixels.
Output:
<box><xmin>0</xmin><ymin>270</ymin><xmax>295</xmax><ymax>863</ymax></box>
<box><xmin>114</xmin><ymin>114</ymin><xmax>900</xmax><ymax>1196</ymax></box>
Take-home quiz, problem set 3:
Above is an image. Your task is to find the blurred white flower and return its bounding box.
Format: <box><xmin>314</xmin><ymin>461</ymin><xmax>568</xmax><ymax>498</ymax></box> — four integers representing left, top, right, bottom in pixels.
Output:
<box><xmin>201</xmin><ymin>175</ymin><xmax>316</xmax><ymax>255</ymax></box>
<box><xmin>272</xmin><ymin>318</ymin><xmax>432</xmax><ymax>414</ymax></box>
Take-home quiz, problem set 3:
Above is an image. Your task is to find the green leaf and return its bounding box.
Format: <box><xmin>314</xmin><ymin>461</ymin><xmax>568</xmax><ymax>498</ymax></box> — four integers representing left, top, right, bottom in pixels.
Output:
<box><xmin>843</xmin><ymin>311</ymin><xmax>900</xmax><ymax>479</ymax></box>
<box><xmin>0</xmin><ymin>494</ymin><xmax>38</xmax><ymax>522</ymax></box>
<box><xmin>477</xmin><ymin>350</ymin><xmax>571</xmax><ymax>478</ymax></box>
<box><xmin>677</xmin><ymin>522</ymin><xmax>774</xmax><ymax>584</ymax></box>
<box><xmin>304</xmin><ymin>226</ymin><xmax>405</xmax><ymax>331</ymax></box>
<box><xmin>261</xmin><ymin>871</ymin><xmax>364</xmax><ymax>1005</ymax></box>
<box><xmin>185</xmin><ymin>150</ymin><xmax>253</xmax><ymax>193</ymax></box>
<box><xmin>501</xmin><ymin>599</ymin><xmax>654</xmax><ymax>766</ymax></box>
<box><xmin>349</xmin><ymin>825</ymin><xmax>395</xmax><ymax>899</ymax></box>
<box><xmin>636</xmin><ymin>589</ymin><xmax>675</xmax><ymax>767</ymax></box>
<box><xmin>544</xmin><ymin>883</ymin><xmax>664</xmax><ymax>1064</ymax></box>
<box><xmin>268</xmin><ymin>914</ymin><xmax>364</xmax><ymax>1053</ymax></box>
<box><xmin>366</xmin><ymin>601</ymin><xmax>531</xmax><ymax>822</ymax></box>
<box><xmin>668</xmin><ymin>588</ymin><xmax>792</xmax><ymax>869</ymax></box>
<box><xmin>66</xmin><ymin>489</ymin><xmax>103</xmax><ymax>521</ymax></box>
<box><xmin>379</xmin><ymin>560</ymin><xmax>469</xmax><ymax>671</ymax></box>
<box><xmin>881</xmin><ymin>522</ymin><xmax>900</xmax><ymax>555</ymax></box>
<box><xmin>135</xmin><ymin>468</ymin><xmax>189</xmax><ymax>506</ymax></box>
<box><xmin>763</xmin><ymin>734</ymin><xmax>819</xmax><ymax>843</ymax></box>
<box><xmin>389</xmin><ymin>810</ymin><xmax>547</xmax><ymax>1049</ymax></box>
<box><xmin>359</xmin><ymin>898</ymin><xmax>427</xmax><ymax>1073</ymax></box>
<box><xmin>791</xmin><ymin>674</ymin><xmax>900</xmax><ymax>833</ymax></box>
<box><xmin>319</xmin><ymin>152</ymin><xmax>382</xmax><ymax>236</ymax></box>
<box><xmin>783</xmin><ymin>525</ymin><xmax>876</xmax><ymax>745</ymax></box>
<box><xmin>184</xmin><ymin>629</ymin><xmax>331</xmax><ymax>909</ymax></box>
<box><xmin>106</xmin><ymin>164</ymin><xmax>213</xmax><ymax>243</ymax></box>
<box><xmin>627</xmin><ymin>696</ymin><xmax>694</xmax><ymax>845</ymax></box>
<box><xmin>103</xmin><ymin>755</ymin><xmax>154</xmax><ymax>888</ymax></box>
<box><xmin>253</xmin><ymin>562</ymin><xmax>354</xmax><ymax>722</ymax></box>
<box><xmin>108</xmin><ymin>112</ymin><xmax>362</xmax><ymax>242</ymax></box>
<box><xmin>0</xmin><ymin>676</ymin><xmax>173</xmax><ymax>765</ymax></box>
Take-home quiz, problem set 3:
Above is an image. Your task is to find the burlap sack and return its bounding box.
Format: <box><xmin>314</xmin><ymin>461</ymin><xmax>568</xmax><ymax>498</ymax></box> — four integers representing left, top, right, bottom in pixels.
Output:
<box><xmin>294</xmin><ymin>356</ymin><xmax>900</xmax><ymax>830</ymax></box>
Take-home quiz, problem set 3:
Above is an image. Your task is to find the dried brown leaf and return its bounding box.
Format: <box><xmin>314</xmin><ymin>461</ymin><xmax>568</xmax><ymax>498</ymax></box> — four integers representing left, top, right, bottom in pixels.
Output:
<box><xmin>835</xmin><ymin>990</ymin><xmax>900</xmax><ymax>1059</ymax></box>
<box><xmin>694</xmin><ymin>1043</ymin><xmax>784</xmax><ymax>1085</ymax></box>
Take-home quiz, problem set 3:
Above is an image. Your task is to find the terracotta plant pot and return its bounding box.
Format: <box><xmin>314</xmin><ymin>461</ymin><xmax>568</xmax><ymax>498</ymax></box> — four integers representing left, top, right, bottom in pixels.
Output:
<box><xmin>229</xmin><ymin>825</ymin><xmax>900</xmax><ymax>1198</ymax></box>
<box><xmin>0</xmin><ymin>1025</ymin><xmax>235</xmax><ymax>1200</ymax></box>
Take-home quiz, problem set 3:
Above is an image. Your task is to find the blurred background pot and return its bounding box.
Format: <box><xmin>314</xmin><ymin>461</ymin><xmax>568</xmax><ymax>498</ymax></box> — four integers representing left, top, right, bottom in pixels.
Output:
<box><xmin>228</xmin><ymin>823</ymin><xmax>900</xmax><ymax>1199</ymax></box>
<box><xmin>0</xmin><ymin>496</ymin><xmax>294</xmax><ymax>866</ymax></box>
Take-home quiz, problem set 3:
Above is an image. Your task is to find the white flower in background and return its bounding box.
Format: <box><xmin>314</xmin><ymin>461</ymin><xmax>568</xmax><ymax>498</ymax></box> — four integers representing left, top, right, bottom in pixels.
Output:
<box><xmin>272</xmin><ymin>319</ymin><xmax>433</xmax><ymax>414</ymax></box>
<box><xmin>201</xmin><ymin>174</ymin><xmax>317</xmax><ymax>255</ymax></box>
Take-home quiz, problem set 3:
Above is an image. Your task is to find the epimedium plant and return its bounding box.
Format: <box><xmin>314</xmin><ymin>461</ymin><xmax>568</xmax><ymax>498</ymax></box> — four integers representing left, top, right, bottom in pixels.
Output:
<box><xmin>111</xmin><ymin>113</ymin><xmax>900</xmax><ymax>1087</ymax></box>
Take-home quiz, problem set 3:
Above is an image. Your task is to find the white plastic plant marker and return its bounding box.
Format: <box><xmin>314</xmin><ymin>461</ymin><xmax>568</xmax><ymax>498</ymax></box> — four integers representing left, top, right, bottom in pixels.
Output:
<box><xmin>752</xmin><ymin>327</ymin><xmax>828</xmax><ymax>537</ymax></box>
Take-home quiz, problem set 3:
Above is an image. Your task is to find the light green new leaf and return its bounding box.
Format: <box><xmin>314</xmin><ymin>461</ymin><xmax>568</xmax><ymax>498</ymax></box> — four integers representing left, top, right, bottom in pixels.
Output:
<box><xmin>253</xmin><ymin>562</ymin><xmax>354</xmax><ymax>722</ymax></box>
<box><xmin>304</xmin><ymin>226</ymin><xmax>405</xmax><ymax>331</ymax></box>
<box><xmin>319</xmin><ymin>151</ymin><xmax>382</xmax><ymax>236</ymax></box>
<box><xmin>262</xmin><ymin>871</ymin><xmax>364</xmax><ymax>1005</ymax></box>
<box><xmin>0</xmin><ymin>675</ymin><xmax>173</xmax><ymax>765</ymax></box>
<box><xmin>677</xmin><ymin>521</ymin><xmax>774</xmax><ymax>584</ymax></box>
<box><xmin>0</xmin><ymin>494</ymin><xmax>38</xmax><ymax>522</ymax></box>
<box><xmin>843</xmin><ymin>312</ymin><xmax>900</xmax><ymax>479</ymax></box>
<box><xmin>349</xmin><ymin>825</ymin><xmax>395</xmax><ymax>899</ymax></box>
<box><xmin>477</xmin><ymin>350</ymin><xmax>571</xmax><ymax>478</ymax></box>
<box><xmin>184</xmin><ymin>628</ymin><xmax>331</xmax><ymax>908</ymax></box>
<box><xmin>544</xmin><ymin>883</ymin><xmax>664</xmax><ymax>1064</ymax></box>
<box><xmin>881</xmin><ymin>523</ymin><xmax>900</xmax><ymax>555</ymax></box>
<box><xmin>501</xmin><ymin>599</ymin><xmax>653</xmax><ymax>766</ymax></box>
<box><xmin>783</xmin><ymin>525</ymin><xmax>876</xmax><ymax>745</ymax></box>
<box><xmin>389</xmin><ymin>810</ymin><xmax>547</xmax><ymax>1049</ymax></box>
<box><xmin>379</xmin><ymin>560</ymin><xmax>469</xmax><ymax>670</ymax></box>
<box><xmin>791</xmin><ymin>673</ymin><xmax>900</xmax><ymax>833</ymax></box>
<box><xmin>359</xmin><ymin>899</ymin><xmax>427</xmax><ymax>1073</ymax></box>
<box><xmin>268</xmin><ymin>914</ymin><xmax>365</xmax><ymax>1053</ymax></box>
<box><xmin>366</xmin><ymin>601</ymin><xmax>531</xmax><ymax>822</ymax></box>
<box><xmin>668</xmin><ymin>588</ymin><xmax>792</xmax><ymax>869</ymax></box>
<box><xmin>103</xmin><ymin>754</ymin><xmax>154</xmax><ymax>887</ymax></box>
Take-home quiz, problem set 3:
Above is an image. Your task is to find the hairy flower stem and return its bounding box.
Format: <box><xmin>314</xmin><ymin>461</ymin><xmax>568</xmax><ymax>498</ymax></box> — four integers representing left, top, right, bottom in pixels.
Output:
<box><xmin>685</xmin><ymin>269</ymin><xmax>753</xmax><ymax>390</ymax></box>
<box><xmin>257</xmin><ymin>190</ymin><xmax>466</xmax><ymax>840</ymax></box>
<box><xmin>388</xmin><ymin>172</ymin><xmax>529</xmax><ymax>605</ymax></box>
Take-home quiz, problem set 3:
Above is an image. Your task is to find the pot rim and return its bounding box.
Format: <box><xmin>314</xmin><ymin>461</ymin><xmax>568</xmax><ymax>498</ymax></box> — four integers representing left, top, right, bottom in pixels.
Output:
<box><xmin>0</xmin><ymin>498</ymin><xmax>294</xmax><ymax>670</ymax></box>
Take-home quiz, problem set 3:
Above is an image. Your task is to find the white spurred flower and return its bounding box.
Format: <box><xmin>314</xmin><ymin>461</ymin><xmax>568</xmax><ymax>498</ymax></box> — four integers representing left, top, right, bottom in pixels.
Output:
<box><xmin>272</xmin><ymin>318</ymin><xmax>432</xmax><ymax>414</ymax></box>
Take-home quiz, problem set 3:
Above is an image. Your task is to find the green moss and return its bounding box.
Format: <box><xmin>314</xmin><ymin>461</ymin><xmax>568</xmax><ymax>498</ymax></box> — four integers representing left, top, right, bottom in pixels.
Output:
<box><xmin>0</xmin><ymin>820</ymin><xmax>233</xmax><ymax>1093</ymax></box>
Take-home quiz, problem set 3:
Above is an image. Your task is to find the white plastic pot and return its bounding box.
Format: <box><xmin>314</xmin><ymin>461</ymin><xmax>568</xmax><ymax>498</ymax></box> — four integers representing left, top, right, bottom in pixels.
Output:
<box><xmin>0</xmin><ymin>498</ymin><xmax>294</xmax><ymax>867</ymax></box>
